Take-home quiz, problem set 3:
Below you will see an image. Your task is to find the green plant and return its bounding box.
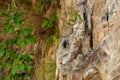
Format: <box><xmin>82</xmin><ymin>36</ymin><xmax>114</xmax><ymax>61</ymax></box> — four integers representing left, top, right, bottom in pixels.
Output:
<box><xmin>33</xmin><ymin>0</ymin><xmax>52</xmax><ymax>13</ymax></box>
<box><xmin>76</xmin><ymin>13</ymin><xmax>82</xmax><ymax>20</ymax></box>
<box><xmin>41</xmin><ymin>13</ymin><xmax>59</xmax><ymax>46</ymax></box>
<box><xmin>47</xmin><ymin>31</ymin><xmax>59</xmax><ymax>46</ymax></box>
<box><xmin>41</xmin><ymin>13</ymin><xmax>57</xmax><ymax>30</ymax></box>
<box><xmin>0</xmin><ymin>8</ymin><xmax>37</xmax><ymax>80</ymax></box>
<box><xmin>67</xmin><ymin>10</ymin><xmax>82</xmax><ymax>25</ymax></box>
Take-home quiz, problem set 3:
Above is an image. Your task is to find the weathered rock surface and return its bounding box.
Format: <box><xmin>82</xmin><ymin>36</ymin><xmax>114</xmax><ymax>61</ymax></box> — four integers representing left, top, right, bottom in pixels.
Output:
<box><xmin>56</xmin><ymin>0</ymin><xmax>120</xmax><ymax>80</ymax></box>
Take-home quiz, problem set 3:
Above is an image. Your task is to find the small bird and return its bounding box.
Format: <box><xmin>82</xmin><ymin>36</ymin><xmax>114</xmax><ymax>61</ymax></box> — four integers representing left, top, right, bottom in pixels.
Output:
<box><xmin>61</xmin><ymin>38</ymin><xmax>67</xmax><ymax>48</ymax></box>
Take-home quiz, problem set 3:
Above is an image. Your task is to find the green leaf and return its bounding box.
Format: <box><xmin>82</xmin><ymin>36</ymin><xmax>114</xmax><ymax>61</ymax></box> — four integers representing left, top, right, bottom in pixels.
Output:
<box><xmin>22</xmin><ymin>27</ymin><xmax>33</xmax><ymax>36</ymax></box>
<box><xmin>7</xmin><ymin>15</ymin><xmax>14</xmax><ymax>21</ymax></box>
<box><xmin>11</xmin><ymin>65</ymin><xmax>18</xmax><ymax>75</ymax></box>
<box><xmin>16</xmin><ymin>39</ymin><xmax>25</xmax><ymax>47</ymax></box>
<box><xmin>50</xmin><ymin>14</ymin><xmax>57</xmax><ymax>21</ymax></box>
<box><xmin>77</xmin><ymin>14</ymin><xmax>82</xmax><ymax>20</ymax></box>
<box><xmin>18</xmin><ymin>64</ymin><xmax>25</xmax><ymax>70</ymax></box>
<box><xmin>14</xmin><ymin>12</ymin><xmax>23</xmax><ymax>28</ymax></box>
<box><xmin>5</xmin><ymin>51</ymin><xmax>10</xmax><ymax>56</ymax></box>
<box><xmin>12</xmin><ymin>74</ymin><xmax>19</xmax><ymax>80</ymax></box>
<box><xmin>0</xmin><ymin>48</ymin><xmax>5</xmax><ymax>58</ymax></box>
<box><xmin>21</xmin><ymin>54</ymin><xmax>32</xmax><ymax>61</ymax></box>
<box><xmin>53</xmin><ymin>36</ymin><xmax>59</xmax><ymax>45</ymax></box>
<box><xmin>24</xmin><ymin>38</ymin><xmax>32</xmax><ymax>44</ymax></box>
<box><xmin>23</xmin><ymin>78</ymin><xmax>28</xmax><ymax>80</ymax></box>
<box><xmin>48</xmin><ymin>22</ymin><xmax>54</xmax><ymax>28</ymax></box>
<box><xmin>4</xmin><ymin>23</ymin><xmax>10</xmax><ymax>32</ymax></box>
<box><xmin>15</xmin><ymin>23</ymin><xmax>22</xmax><ymax>28</ymax></box>
<box><xmin>29</xmin><ymin>73</ymin><xmax>33</xmax><ymax>78</ymax></box>
<box><xmin>4</xmin><ymin>9</ymin><xmax>9</xmax><ymax>14</ymax></box>
<box><xmin>0</xmin><ymin>9</ymin><xmax>9</xmax><ymax>16</ymax></box>
<box><xmin>46</xmin><ymin>36</ymin><xmax>52</xmax><ymax>46</ymax></box>
<box><xmin>14</xmin><ymin>13</ymin><xmax>21</xmax><ymax>24</ymax></box>
<box><xmin>46</xmin><ymin>31</ymin><xmax>59</xmax><ymax>46</ymax></box>
<box><xmin>41</xmin><ymin>14</ymin><xmax>57</xmax><ymax>30</ymax></box>
<box><xmin>48</xmin><ymin>14</ymin><xmax>57</xmax><ymax>28</ymax></box>
<box><xmin>9</xmin><ymin>52</ymin><xmax>18</xmax><ymax>58</ymax></box>
<box><xmin>18</xmin><ymin>54</ymin><xmax>22</xmax><ymax>60</ymax></box>
<box><xmin>4</xmin><ymin>23</ymin><xmax>14</xmax><ymax>33</ymax></box>
<box><xmin>3</xmin><ymin>62</ymin><xmax>11</xmax><ymax>68</ymax></box>
<box><xmin>25</xmin><ymin>64</ymin><xmax>31</xmax><ymax>71</ymax></box>
<box><xmin>11</xmin><ymin>8</ymin><xmax>16</xmax><ymax>12</ymax></box>
<box><xmin>8</xmin><ymin>26</ymin><xmax>14</xmax><ymax>33</ymax></box>
<box><xmin>3</xmin><ymin>58</ymin><xmax>11</xmax><ymax>68</ymax></box>
<box><xmin>24</xmin><ymin>35</ymin><xmax>37</xmax><ymax>44</ymax></box>
<box><xmin>5</xmin><ymin>39</ymin><xmax>15</xmax><ymax>45</ymax></box>
<box><xmin>14</xmin><ymin>58</ymin><xmax>19</xmax><ymax>64</ymax></box>
<box><xmin>22</xmin><ymin>30</ymin><xmax>29</xmax><ymax>36</ymax></box>
<box><xmin>41</xmin><ymin>21</ymin><xmax>49</xmax><ymax>29</ymax></box>
<box><xmin>0</xmin><ymin>52</ymin><xmax>4</xmax><ymax>58</ymax></box>
<box><xmin>31</xmin><ymin>36</ymin><xmax>38</xmax><ymax>42</ymax></box>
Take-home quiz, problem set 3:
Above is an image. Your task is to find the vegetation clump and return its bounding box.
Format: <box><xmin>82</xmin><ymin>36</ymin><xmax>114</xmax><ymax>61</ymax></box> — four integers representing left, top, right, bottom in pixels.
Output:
<box><xmin>0</xmin><ymin>8</ymin><xmax>37</xmax><ymax>80</ymax></box>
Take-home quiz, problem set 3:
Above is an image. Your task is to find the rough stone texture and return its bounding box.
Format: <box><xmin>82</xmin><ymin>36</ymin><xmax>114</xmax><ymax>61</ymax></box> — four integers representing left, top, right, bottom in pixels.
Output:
<box><xmin>56</xmin><ymin>0</ymin><xmax>120</xmax><ymax>80</ymax></box>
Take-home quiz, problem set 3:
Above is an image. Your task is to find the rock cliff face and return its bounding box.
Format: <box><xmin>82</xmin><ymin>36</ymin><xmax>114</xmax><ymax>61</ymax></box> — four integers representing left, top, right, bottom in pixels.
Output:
<box><xmin>56</xmin><ymin>0</ymin><xmax>120</xmax><ymax>80</ymax></box>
